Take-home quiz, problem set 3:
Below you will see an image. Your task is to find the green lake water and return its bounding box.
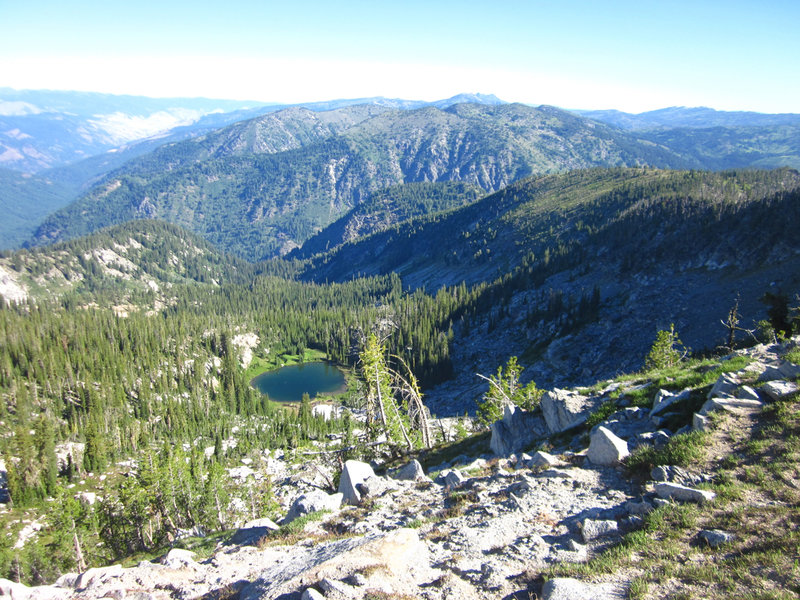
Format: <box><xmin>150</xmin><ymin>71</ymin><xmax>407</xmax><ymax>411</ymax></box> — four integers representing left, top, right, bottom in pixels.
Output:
<box><xmin>249</xmin><ymin>361</ymin><xmax>346</xmax><ymax>403</ymax></box>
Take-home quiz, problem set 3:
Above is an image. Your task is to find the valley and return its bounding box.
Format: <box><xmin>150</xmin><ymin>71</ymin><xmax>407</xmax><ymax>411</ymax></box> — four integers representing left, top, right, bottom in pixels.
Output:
<box><xmin>0</xmin><ymin>91</ymin><xmax>799</xmax><ymax>599</ymax></box>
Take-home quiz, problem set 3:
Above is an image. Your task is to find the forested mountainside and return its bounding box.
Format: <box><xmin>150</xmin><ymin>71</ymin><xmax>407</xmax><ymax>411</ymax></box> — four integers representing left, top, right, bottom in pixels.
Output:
<box><xmin>576</xmin><ymin>107</ymin><xmax>800</xmax><ymax>170</ymax></box>
<box><xmin>298</xmin><ymin>167</ymin><xmax>800</xmax><ymax>407</ymax></box>
<box><xmin>29</xmin><ymin>103</ymin><xmax>692</xmax><ymax>260</ymax></box>
<box><xmin>633</xmin><ymin>125</ymin><xmax>800</xmax><ymax>170</ymax></box>
<box><xmin>0</xmin><ymin>168</ymin><xmax>76</xmax><ymax>248</ymax></box>
<box><xmin>292</xmin><ymin>181</ymin><xmax>484</xmax><ymax>258</ymax></box>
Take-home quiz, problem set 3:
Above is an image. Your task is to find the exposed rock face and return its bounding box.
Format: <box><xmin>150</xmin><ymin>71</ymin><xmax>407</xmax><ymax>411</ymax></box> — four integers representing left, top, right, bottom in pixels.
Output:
<box><xmin>587</xmin><ymin>426</ymin><xmax>629</xmax><ymax>466</ymax></box>
<box><xmin>239</xmin><ymin>528</ymin><xmax>433</xmax><ymax>600</ymax></box>
<box><xmin>541</xmin><ymin>389</ymin><xmax>601</xmax><ymax>433</ymax></box>
<box><xmin>708</xmin><ymin>373</ymin><xmax>742</xmax><ymax>399</ymax></box>
<box><xmin>338</xmin><ymin>460</ymin><xmax>376</xmax><ymax>505</ymax></box>
<box><xmin>651</xmin><ymin>388</ymin><xmax>690</xmax><ymax>417</ymax></box>
<box><xmin>490</xmin><ymin>404</ymin><xmax>547</xmax><ymax>456</ymax></box>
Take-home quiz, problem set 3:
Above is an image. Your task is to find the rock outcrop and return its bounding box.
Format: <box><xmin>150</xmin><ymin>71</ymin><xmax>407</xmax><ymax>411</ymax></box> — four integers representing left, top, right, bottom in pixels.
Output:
<box><xmin>490</xmin><ymin>404</ymin><xmax>546</xmax><ymax>456</ymax></box>
<box><xmin>541</xmin><ymin>388</ymin><xmax>601</xmax><ymax>433</ymax></box>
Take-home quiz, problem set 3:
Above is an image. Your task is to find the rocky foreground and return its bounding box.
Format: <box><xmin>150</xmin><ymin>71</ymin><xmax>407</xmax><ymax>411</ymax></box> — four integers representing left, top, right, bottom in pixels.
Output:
<box><xmin>2</xmin><ymin>338</ymin><xmax>798</xmax><ymax>600</ymax></box>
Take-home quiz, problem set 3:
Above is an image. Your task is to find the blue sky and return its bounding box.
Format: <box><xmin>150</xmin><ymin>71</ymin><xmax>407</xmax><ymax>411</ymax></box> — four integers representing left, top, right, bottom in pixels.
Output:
<box><xmin>1</xmin><ymin>0</ymin><xmax>798</xmax><ymax>112</ymax></box>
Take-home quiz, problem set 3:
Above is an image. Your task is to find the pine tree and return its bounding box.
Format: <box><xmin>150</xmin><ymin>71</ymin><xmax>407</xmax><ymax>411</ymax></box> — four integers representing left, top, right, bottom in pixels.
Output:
<box><xmin>644</xmin><ymin>324</ymin><xmax>687</xmax><ymax>370</ymax></box>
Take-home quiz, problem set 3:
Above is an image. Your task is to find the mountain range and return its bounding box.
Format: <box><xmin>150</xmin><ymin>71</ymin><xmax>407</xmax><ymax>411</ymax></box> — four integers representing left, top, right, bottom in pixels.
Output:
<box><xmin>28</xmin><ymin>102</ymin><xmax>693</xmax><ymax>259</ymax></box>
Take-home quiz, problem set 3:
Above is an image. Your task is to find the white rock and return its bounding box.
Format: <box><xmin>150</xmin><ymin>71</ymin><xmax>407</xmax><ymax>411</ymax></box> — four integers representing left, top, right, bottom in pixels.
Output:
<box><xmin>285</xmin><ymin>490</ymin><xmax>344</xmax><ymax>523</ymax></box>
<box><xmin>655</xmin><ymin>482</ymin><xmax>716</xmax><ymax>503</ymax></box>
<box><xmin>699</xmin><ymin>529</ymin><xmax>735</xmax><ymax>548</ymax></box>
<box><xmin>708</xmin><ymin>373</ymin><xmax>741</xmax><ymax>399</ymax></box>
<box><xmin>338</xmin><ymin>460</ymin><xmax>376</xmax><ymax>505</ymax></box>
<box><xmin>701</xmin><ymin>397</ymin><xmax>763</xmax><ymax>415</ymax></box>
<box><xmin>0</xmin><ymin>578</ymin><xmax>63</xmax><ymax>599</ymax></box>
<box><xmin>162</xmin><ymin>548</ymin><xmax>197</xmax><ymax>569</ymax></box>
<box><xmin>301</xmin><ymin>588</ymin><xmax>325</xmax><ymax>600</ymax></box>
<box><xmin>542</xmin><ymin>577</ymin><xmax>623</xmax><ymax>600</ymax></box>
<box><xmin>693</xmin><ymin>413</ymin><xmax>710</xmax><ymax>432</ymax></box>
<box><xmin>760</xmin><ymin>380</ymin><xmax>799</xmax><ymax>402</ymax></box>
<box><xmin>527</xmin><ymin>450</ymin><xmax>564</xmax><ymax>469</ymax></box>
<box><xmin>581</xmin><ymin>518</ymin><xmax>618</xmax><ymax>542</ymax></box>
<box><xmin>388</xmin><ymin>459</ymin><xmax>428</xmax><ymax>481</ymax></box>
<box><xmin>442</xmin><ymin>469</ymin><xmax>466</xmax><ymax>489</ymax></box>
<box><xmin>651</xmin><ymin>388</ymin><xmax>690</xmax><ymax>417</ymax></box>
<box><xmin>75</xmin><ymin>564</ymin><xmax>124</xmax><ymax>589</ymax></box>
<box><xmin>541</xmin><ymin>389</ymin><xmax>599</xmax><ymax>433</ymax></box>
<box><xmin>587</xmin><ymin>426</ymin><xmax>629</xmax><ymax>466</ymax></box>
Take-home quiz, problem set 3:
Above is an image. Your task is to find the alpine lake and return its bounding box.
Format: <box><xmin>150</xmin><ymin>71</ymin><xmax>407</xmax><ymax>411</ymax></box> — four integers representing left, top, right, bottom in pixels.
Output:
<box><xmin>249</xmin><ymin>361</ymin><xmax>347</xmax><ymax>403</ymax></box>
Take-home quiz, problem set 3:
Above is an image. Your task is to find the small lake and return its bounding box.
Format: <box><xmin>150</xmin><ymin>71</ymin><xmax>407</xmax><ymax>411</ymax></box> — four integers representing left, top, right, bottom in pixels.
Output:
<box><xmin>249</xmin><ymin>362</ymin><xmax>347</xmax><ymax>403</ymax></box>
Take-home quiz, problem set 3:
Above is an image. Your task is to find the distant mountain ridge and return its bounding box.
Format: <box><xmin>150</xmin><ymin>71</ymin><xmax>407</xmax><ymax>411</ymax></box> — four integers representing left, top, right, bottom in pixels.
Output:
<box><xmin>29</xmin><ymin>102</ymin><xmax>691</xmax><ymax>259</ymax></box>
<box><xmin>575</xmin><ymin>106</ymin><xmax>800</xmax><ymax>130</ymax></box>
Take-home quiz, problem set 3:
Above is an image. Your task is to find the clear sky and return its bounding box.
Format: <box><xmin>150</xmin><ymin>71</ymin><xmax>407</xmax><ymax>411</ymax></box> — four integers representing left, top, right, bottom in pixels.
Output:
<box><xmin>1</xmin><ymin>0</ymin><xmax>798</xmax><ymax>113</ymax></box>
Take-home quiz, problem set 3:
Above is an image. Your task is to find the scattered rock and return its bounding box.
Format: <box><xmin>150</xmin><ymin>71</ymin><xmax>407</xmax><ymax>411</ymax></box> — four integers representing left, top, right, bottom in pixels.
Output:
<box><xmin>161</xmin><ymin>548</ymin><xmax>197</xmax><ymax>569</ymax></box>
<box><xmin>240</xmin><ymin>528</ymin><xmax>432</xmax><ymax>600</ymax></box>
<box><xmin>388</xmin><ymin>459</ymin><xmax>428</xmax><ymax>481</ymax></box>
<box><xmin>635</xmin><ymin>430</ymin><xmax>671</xmax><ymax>449</ymax></box>
<box><xmin>0</xmin><ymin>579</ymin><xmax>64</xmax><ymax>599</ymax></box>
<box><xmin>760</xmin><ymin>380</ymin><xmax>799</xmax><ymax>402</ymax></box>
<box><xmin>338</xmin><ymin>460</ymin><xmax>376</xmax><ymax>505</ymax></box>
<box><xmin>537</xmin><ymin>468</ymin><xmax>572</xmax><ymax>478</ymax></box>
<box><xmin>699</xmin><ymin>529</ymin><xmax>735</xmax><ymax>548</ymax></box>
<box><xmin>587</xmin><ymin>426</ymin><xmax>629</xmax><ymax>466</ymax></box>
<box><xmin>319</xmin><ymin>576</ymin><xmax>359</xmax><ymax>597</ymax></box>
<box><xmin>700</xmin><ymin>397</ymin><xmax>763</xmax><ymax>415</ymax></box>
<box><xmin>527</xmin><ymin>450</ymin><xmax>564</xmax><ymax>469</ymax></box>
<box><xmin>230</xmin><ymin>517</ymin><xmax>281</xmax><ymax>545</ymax></box>
<box><xmin>625</xmin><ymin>500</ymin><xmax>653</xmax><ymax>516</ymax></box>
<box><xmin>74</xmin><ymin>565</ymin><xmax>124</xmax><ymax>590</ymax></box>
<box><xmin>581</xmin><ymin>518</ymin><xmax>618</xmax><ymax>542</ymax></box>
<box><xmin>651</xmin><ymin>465</ymin><xmax>703</xmax><ymax>487</ymax></box>
<box><xmin>285</xmin><ymin>490</ymin><xmax>344</xmax><ymax>523</ymax></box>
<box><xmin>655</xmin><ymin>482</ymin><xmax>716</xmax><ymax>503</ymax></box>
<box><xmin>440</xmin><ymin>469</ymin><xmax>466</xmax><ymax>489</ymax></box>
<box><xmin>355</xmin><ymin>475</ymin><xmax>393</xmax><ymax>500</ymax></box>
<box><xmin>693</xmin><ymin>413</ymin><xmax>710</xmax><ymax>432</ymax></box>
<box><xmin>542</xmin><ymin>577</ymin><xmax>624</xmax><ymax>600</ymax></box>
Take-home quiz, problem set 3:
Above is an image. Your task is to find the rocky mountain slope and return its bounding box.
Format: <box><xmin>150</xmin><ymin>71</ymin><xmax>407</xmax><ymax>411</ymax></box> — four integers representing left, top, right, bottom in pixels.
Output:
<box><xmin>0</xmin><ymin>219</ymin><xmax>252</xmax><ymax>306</ymax></box>
<box><xmin>29</xmin><ymin>103</ymin><xmax>691</xmax><ymax>260</ymax></box>
<box><xmin>5</xmin><ymin>336</ymin><xmax>798</xmax><ymax>600</ymax></box>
